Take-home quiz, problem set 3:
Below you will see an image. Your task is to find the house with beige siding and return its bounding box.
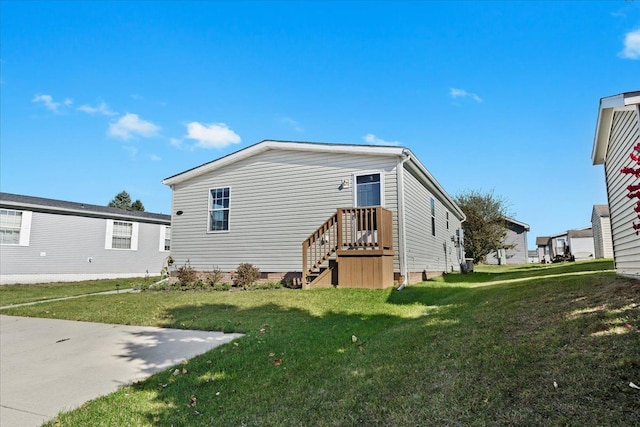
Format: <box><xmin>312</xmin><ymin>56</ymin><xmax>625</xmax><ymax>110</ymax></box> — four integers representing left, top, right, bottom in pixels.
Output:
<box><xmin>591</xmin><ymin>204</ymin><xmax>613</xmax><ymax>259</ymax></box>
<box><xmin>0</xmin><ymin>193</ymin><xmax>171</xmax><ymax>284</ymax></box>
<box><xmin>162</xmin><ymin>140</ymin><xmax>466</xmax><ymax>288</ymax></box>
<box><xmin>592</xmin><ymin>91</ymin><xmax>640</xmax><ymax>278</ymax></box>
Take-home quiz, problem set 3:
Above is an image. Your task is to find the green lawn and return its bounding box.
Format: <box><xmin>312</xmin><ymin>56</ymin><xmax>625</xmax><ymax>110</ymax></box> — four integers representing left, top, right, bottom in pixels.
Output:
<box><xmin>1</xmin><ymin>260</ymin><xmax>638</xmax><ymax>426</ymax></box>
<box><xmin>0</xmin><ymin>277</ymin><xmax>156</xmax><ymax>306</ymax></box>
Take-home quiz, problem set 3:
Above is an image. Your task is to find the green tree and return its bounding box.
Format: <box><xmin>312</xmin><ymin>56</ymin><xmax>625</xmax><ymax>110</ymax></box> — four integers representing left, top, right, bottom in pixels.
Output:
<box><xmin>454</xmin><ymin>190</ymin><xmax>511</xmax><ymax>264</ymax></box>
<box><xmin>130</xmin><ymin>199</ymin><xmax>145</xmax><ymax>211</ymax></box>
<box><xmin>108</xmin><ymin>191</ymin><xmax>132</xmax><ymax>209</ymax></box>
<box><xmin>108</xmin><ymin>191</ymin><xmax>145</xmax><ymax>211</ymax></box>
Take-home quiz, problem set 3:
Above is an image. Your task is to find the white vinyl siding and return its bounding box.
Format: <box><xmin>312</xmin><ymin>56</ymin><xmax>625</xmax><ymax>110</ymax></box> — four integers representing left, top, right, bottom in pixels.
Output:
<box><xmin>170</xmin><ymin>149</ymin><xmax>399</xmax><ymax>272</ymax></box>
<box><xmin>604</xmin><ymin>108</ymin><xmax>640</xmax><ymax>276</ymax></box>
<box><xmin>0</xmin><ymin>209</ymin><xmax>31</xmax><ymax>246</ymax></box>
<box><xmin>402</xmin><ymin>167</ymin><xmax>462</xmax><ymax>274</ymax></box>
<box><xmin>105</xmin><ymin>219</ymin><xmax>139</xmax><ymax>250</ymax></box>
<box><xmin>591</xmin><ymin>208</ymin><xmax>614</xmax><ymax>259</ymax></box>
<box><xmin>1</xmin><ymin>210</ymin><xmax>169</xmax><ymax>284</ymax></box>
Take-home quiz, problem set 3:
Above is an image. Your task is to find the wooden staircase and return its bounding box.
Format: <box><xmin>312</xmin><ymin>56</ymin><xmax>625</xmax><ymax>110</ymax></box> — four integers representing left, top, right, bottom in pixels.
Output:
<box><xmin>302</xmin><ymin>207</ymin><xmax>394</xmax><ymax>289</ymax></box>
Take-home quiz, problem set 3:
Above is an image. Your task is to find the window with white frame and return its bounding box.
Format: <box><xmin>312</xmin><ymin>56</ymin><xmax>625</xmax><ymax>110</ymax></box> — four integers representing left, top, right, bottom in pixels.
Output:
<box><xmin>0</xmin><ymin>209</ymin><xmax>32</xmax><ymax>246</ymax></box>
<box><xmin>208</xmin><ymin>187</ymin><xmax>230</xmax><ymax>232</ymax></box>
<box><xmin>160</xmin><ymin>225</ymin><xmax>171</xmax><ymax>251</ymax></box>
<box><xmin>105</xmin><ymin>219</ymin><xmax>138</xmax><ymax>250</ymax></box>
<box><xmin>430</xmin><ymin>198</ymin><xmax>436</xmax><ymax>237</ymax></box>
<box><xmin>355</xmin><ymin>173</ymin><xmax>382</xmax><ymax>207</ymax></box>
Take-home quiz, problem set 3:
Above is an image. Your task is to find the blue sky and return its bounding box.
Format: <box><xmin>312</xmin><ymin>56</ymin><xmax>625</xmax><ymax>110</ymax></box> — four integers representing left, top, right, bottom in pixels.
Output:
<box><xmin>1</xmin><ymin>1</ymin><xmax>639</xmax><ymax>248</ymax></box>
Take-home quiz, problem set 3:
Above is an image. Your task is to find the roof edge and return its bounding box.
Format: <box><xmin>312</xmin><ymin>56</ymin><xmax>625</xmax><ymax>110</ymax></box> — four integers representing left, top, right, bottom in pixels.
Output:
<box><xmin>592</xmin><ymin>91</ymin><xmax>640</xmax><ymax>165</ymax></box>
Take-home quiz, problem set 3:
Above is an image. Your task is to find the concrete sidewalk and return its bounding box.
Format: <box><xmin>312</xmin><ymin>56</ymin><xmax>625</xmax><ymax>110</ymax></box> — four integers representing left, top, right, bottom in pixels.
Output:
<box><xmin>0</xmin><ymin>315</ymin><xmax>243</xmax><ymax>427</ymax></box>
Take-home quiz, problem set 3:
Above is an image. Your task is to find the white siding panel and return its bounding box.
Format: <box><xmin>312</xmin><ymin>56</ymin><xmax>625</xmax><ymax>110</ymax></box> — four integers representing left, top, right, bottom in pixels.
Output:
<box><xmin>1</xmin><ymin>212</ymin><xmax>168</xmax><ymax>284</ymax></box>
<box><xmin>170</xmin><ymin>149</ymin><xmax>399</xmax><ymax>272</ymax></box>
<box><xmin>402</xmin><ymin>167</ymin><xmax>462</xmax><ymax>275</ymax></box>
<box><xmin>605</xmin><ymin>109</ymin><xmax>640</xmax><ymax>276</ymax></box>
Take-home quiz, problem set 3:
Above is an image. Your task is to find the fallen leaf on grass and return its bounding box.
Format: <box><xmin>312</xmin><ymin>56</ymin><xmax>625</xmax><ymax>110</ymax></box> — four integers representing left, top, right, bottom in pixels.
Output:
<box><xmin>553</xmin><ymin>381</ymin><xmax>558</xmax><ymax>389</ymax></box>
<box><xmin>173</xmin><ymin>369</ymin><xmax>180</xmax><ymax>376</ymax></box>
<box><xmin>630</xmin><ymin>382</ymin><xmax>640</xmax><ymax>390</ymax></box>
<box><xmin>352</xmin><ymin>335</ymin><xmax>357</xmax><ymax>343</ymax></box>
<box><xmin>269</xmin><ymin>352</ymin><xmax>275</xmax><ymax>357</ymax></box>
<box><xmin>274</xmin><ymin>358</ymin><xmax>282</xmax><ymax>365</ymax></box>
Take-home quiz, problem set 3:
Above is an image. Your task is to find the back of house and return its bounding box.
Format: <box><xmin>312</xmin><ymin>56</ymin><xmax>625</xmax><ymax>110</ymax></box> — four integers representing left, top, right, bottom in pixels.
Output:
<box><xmin>162</xmin><ymin>140</ymin><xmax>466</xmax><ymax>288</ymax></box>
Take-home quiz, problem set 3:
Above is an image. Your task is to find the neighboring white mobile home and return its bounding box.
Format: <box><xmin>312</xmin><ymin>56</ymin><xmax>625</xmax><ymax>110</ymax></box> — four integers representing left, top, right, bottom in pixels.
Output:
<box><xmin>592</xmin><ymin>91</ymin><xmax>640</xmax><ymax>278</ymax></box>
<box><xmin>485</xmin><ymin>217</ymin><xmax>530</xmax><ymax>265</ymax></box>
<box><xmin>591</xmin><ymin>204</ymin><xmax>614</xmax><ymax>259</ymax></box>
<box><xmin>162</xmin><ymin>140</ymin><xmax>466</xmax><ymax>288</ymax></box>
<box><xmin>0</xmin><ymin>193</ymin><xmax>171</xmax><ymax>284</ymax></box>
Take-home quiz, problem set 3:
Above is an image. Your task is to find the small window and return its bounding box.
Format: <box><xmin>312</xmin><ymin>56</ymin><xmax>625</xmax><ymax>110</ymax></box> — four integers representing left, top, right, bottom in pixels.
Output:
<box><xmin>160</xmin><ymin>225</ymin><xmax>171</xmax><ymax>251</ymax></box>
<box><xmin>0</xmin><ymin>209</ymin><xmax>31</xmax><ymax>246</ymax></box>
<box><xmin>105</xmin><ymin>219</ymin><xmax>138</xmax><ymax>250</ymax></box>
<box><xmin>430</xmin><ymin>198</ymin><xmax>436</xmax><ymax>237</ymax></box>
<box><xmin>208</xmin><ymin>187</ymin><xmax>230</xmax><ymax>232</ymax></box>
<box><xmin>355</xmin><ymin>173</ymin><xmax>382</xmax><ymax>207</ymax></box>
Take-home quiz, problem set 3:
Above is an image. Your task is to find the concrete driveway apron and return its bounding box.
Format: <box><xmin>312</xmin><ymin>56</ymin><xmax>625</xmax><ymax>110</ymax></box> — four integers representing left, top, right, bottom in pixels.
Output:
<box><xmin>0</xmin><ymin>315</ymin><xmax>242</xmax><ymax>427</ymax></box>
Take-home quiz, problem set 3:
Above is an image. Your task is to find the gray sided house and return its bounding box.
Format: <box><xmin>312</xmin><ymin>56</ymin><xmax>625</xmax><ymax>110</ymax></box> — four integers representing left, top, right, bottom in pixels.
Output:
<box><xmin>485</xmin><ymin>217</ymin><xmax>530</xmax><ymax>265</ymax></box>
<box><xmin>592</xmin><ymin>91</ymin><xmax>640</xmax><ymax>278</ymax></box>
<box><xmin>536</xmin><ymin>228</ymin><xmax>594</xmax><ymax>262</ymax></box>
<box><xmin>0</xmin><ymin>193</ymin><xmax>171</xmax><ymax>285</ymax></box>
<box><xmin>162</xmin><ymin>140</ymin><xmax>466</xmax><ymax>288</ymax></box>
<box><xmin>591</xmin><ymin>204</ymin><xmax>613</xmax><ymax>259</ymax></box>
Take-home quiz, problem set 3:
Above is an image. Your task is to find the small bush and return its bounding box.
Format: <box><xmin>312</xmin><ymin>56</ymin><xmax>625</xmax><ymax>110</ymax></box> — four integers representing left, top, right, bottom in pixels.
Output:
<box><xmin>212</xmin><ymin>283</ymin><xmax>232</xmax><ymax>291</ymax></box>
<box><xmin>233</xmin><ymin>263</ymin><xmax>261</xmax><ymax>288</ymax></box>
<box><xmin>203</xmin><ymin>268</ymin><xmax>225</xmax><ymax>288</ymax></box>
<box><xmin>176</xmin><ymin>261</ymin><xmax>197</xmax><ymax>287</ymax></box>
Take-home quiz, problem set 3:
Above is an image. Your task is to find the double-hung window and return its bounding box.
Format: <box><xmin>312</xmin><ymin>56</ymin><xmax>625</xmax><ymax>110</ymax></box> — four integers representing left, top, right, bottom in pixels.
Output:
<box><xmin>105</xmin><ymin>219</ymin><xmax>138</xmax><ymax>250</ymax></box>
<box><xmin>112</xmin><ymin>221</ymin><xmax>133</xmax><ymax>249</ymax></box>
<box><xmin>208</xmin><ymin>187</ymin><xmax>230</xmax><ymax>232</ymax></box>
<box><xmin>0</xmin><ymin>209</ymin><xmax>31</xmax><ymax>246</ymax></box>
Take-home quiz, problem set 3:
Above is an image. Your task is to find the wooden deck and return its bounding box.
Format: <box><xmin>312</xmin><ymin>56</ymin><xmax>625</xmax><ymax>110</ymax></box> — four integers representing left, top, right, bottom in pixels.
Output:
<box><xmin>302</xmin><ymin>207</ymin><xmax>395</xmax><ymax>289</ymax></box>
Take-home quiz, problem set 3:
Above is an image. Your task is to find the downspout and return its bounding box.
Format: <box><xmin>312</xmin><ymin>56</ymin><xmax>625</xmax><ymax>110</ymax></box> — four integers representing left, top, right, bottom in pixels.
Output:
<box><xmin>396</xmin><ymin>151</ymin><xmax>411</xmax><ymax>291</ymax></box>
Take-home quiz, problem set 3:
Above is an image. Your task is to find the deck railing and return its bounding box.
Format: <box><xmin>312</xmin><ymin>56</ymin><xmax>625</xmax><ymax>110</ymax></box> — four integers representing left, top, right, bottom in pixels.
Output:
<box><xmin>302</xmin><ymin>206</ymin><xmax>392</xmax><ymax>285</ymax></box>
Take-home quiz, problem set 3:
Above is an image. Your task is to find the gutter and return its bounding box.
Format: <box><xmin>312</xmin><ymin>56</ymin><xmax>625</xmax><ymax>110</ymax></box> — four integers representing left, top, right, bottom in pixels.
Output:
<box><xmin>396</xmin><ymin>151</ymin><xmax>411</xmax><ymax>291</ymax></box>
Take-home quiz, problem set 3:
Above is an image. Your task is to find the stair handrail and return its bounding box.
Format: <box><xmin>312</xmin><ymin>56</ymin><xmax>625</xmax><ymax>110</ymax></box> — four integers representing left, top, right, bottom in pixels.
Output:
<box><xmin>302</xmin><ymin>207</ymin><xmax>393</xmax><ymax>287</ymax></box>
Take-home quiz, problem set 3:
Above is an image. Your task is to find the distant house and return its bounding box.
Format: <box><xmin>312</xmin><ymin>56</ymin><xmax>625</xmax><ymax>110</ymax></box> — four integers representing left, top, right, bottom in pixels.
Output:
<box><xmin>536</xmin><ymin>236</ymin><xmax>551</xmax><ymax>263</ymax></box>
<box><xmin>527</xmin><ymin>250</ymin><xmax>539</xmax><ymax>264</ymax></box>
<box><xmin>162</xmin><ymin>140</ymin><xmax>466</xmax><ymax>289</ymax></box>
<box><xmin>567</xmin><ymin>228</ymin><xmax>595</xmax><ymax>261</ymax></box>
<box><xmin>536</xmin><ymin>227</ymin><xmax>594</xmax><ymax>262</ymax></box>
<box><xmin>592</xmin><ymin>90</ymin><xmax>640</xmax><ymax>278</ymax></box>
<box><xmin>485</xmin><ymin>217</ymin><xmax>530</xmax><ymax>265</ymax></box>
<box><xmin>0</xmin><ymin>193</ymin><xmax>171</xmax><ymax>285</ymax></box>
<box><xmin>591</xmin><ymin>205</ymin><xmax>614</xmax><ymax>258</ymax></box>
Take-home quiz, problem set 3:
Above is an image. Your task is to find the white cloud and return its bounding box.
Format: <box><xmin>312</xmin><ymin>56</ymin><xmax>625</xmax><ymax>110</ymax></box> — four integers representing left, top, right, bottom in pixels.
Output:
<box><xmin>281</xmin><ymin>116</ymin><xmax>304</xmax><ymax>132</ymax></box>
<box><xmin>185</xmin><ymin>122</ymin><xmax>241</xmax><ymax>149</ymax></box>
<box><xmin>32</xmin><ymin>94</ymin><xmax>72</xmax><ymax>112</ymax></box>
<box><xmin>449</xmin><ymin>88</ymin><xmax>483</xmax><ymax>103</ymax></box>
<box><xmin>109</xmin><ymin>113</ymin><xmax>160</xmax><ymax>140</ymax></box>
<box><xmin>620</xmin><ymin>29</ymin><xmax>640</xmax><ymax>59</ymax></box>
<box><xmin>363</xmin><ymin>134</ymin><xmax>401</xmax><ymax>146</ymax></box>
<box><xmin>78</xmin><ymin>101</ymin><xmax>117</xmax><ymax>116</ymax></box>
<box><xmin>149</xmin><ymin>154</ymin><xmax>161</xmax><ymax>161</ymax></box>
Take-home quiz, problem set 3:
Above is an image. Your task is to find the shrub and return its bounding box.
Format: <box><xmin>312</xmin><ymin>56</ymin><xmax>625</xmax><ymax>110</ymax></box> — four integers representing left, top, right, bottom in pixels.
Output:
<box><xmin>212</xmin><ymin>283</ymin><xmax>232</xmax><ymax>292</ymax></box>
<box><xmin>176</xmin><ymin>261</ymin><xmax>197</xmax><ymax>287</ymax></box>
<box><xmin>203</xmin><ymin>267</ymin><xmax>225</xmax><ymax>288</ymax></box>
<box><xmin>233</xmin><ymin>263</ymin><xmax>261</xmax><ymax>288</ymax></box>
